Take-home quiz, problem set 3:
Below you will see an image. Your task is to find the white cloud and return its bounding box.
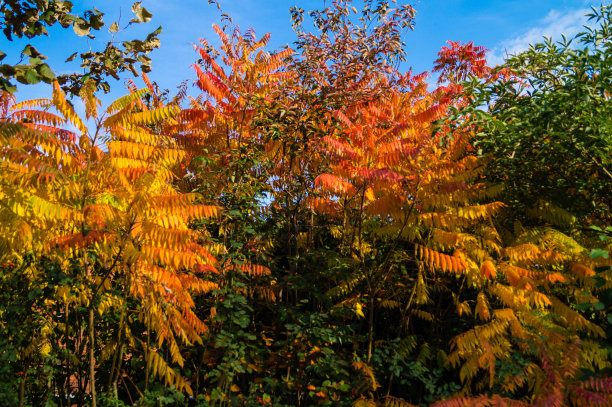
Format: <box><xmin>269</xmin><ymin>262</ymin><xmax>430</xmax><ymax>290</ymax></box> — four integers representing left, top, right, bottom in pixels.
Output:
<box><xmin>488</xmin><ymin>8</ymin><xmax>590</xmax><ymax>66</ymax></box>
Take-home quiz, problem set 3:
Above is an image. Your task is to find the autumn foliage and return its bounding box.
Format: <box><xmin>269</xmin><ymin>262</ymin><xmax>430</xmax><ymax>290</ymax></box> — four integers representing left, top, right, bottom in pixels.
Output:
<box><xmin>0</xmin><ymin>1</ymin><xmax>611</xmax><ymax>406</ymax></box>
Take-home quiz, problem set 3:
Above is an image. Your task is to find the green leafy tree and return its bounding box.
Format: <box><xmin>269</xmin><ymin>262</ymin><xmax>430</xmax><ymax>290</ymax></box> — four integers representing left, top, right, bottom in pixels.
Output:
<box><xmin>459</xmin><ymin>4</ymin><xmax>612</xmax><ymax>226</ymax></box>
<box><xmin>0</xmin><ymin>0</ymin><xmax>161</xmax><ymax>94</ymax></box>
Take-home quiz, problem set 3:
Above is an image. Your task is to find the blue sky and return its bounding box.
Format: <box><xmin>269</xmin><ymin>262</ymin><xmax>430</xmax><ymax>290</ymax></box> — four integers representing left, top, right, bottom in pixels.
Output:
<box><xmin>3</xmin><ymin>0</ymin><xmax>602</xmax><ymax>106</ymax></box>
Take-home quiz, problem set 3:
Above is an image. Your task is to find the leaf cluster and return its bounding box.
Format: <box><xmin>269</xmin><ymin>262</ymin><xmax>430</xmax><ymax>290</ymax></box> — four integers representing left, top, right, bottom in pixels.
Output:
<box><xmin>0</xmin><ymin>0</ymin><xmax>162</xmax><ymax>95</ymax></box>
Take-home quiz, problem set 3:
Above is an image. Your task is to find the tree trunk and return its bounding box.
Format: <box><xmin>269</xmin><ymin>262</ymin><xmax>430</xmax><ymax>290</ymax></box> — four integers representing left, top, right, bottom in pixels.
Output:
<box><xmin>89</xmin><ymin>308</ymin><xmax>97</xmax><ymax>407</ymax></box>
<box><xmin>367</xmin><ymin>295</ymin><xmax>375</xmax><ymax>363</ymax></box>
<box><xmin>65</xmin><ymin>301</ymin><xmax>71</xmax><ymax>401</ymax></box>
<box><xmin>18</xmin><ymin>368</ymin><xmax>26</xmax><ymax>407</ymax></box>
<box><xmin>108</xmin><ymin>314</ymin><xmax>124</xmax><ymax>389</ymax></box>
<box><xmin>145</xmin><ymin>315</ymin><xmax>151</xmax><ymax>392</ymax></box>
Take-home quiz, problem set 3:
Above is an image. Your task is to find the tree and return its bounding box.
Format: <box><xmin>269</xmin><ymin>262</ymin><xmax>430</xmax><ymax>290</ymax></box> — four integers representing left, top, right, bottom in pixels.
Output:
<box><xmin>0</xmin><ymin>0</ymin><xmax>162</xmax><ymax>95</ymax></box>
<box><xmin>431</xmin><ymin>5</ymin><xmax>612</xmax><ymax>406</ymax></box>
<box><xmin>1</xmin><ymin>1</ymin><xmax>611</xmax><ymax>406</ymax></box>
<box><xmin>0</xmin><ymin>82</ymin><xmax>220</xmax><ymax>404</ymax></box>
<box><xmin>459</xmin><ymin>4</ymin><xmax>612</xmax><ymax>226</ymax></box>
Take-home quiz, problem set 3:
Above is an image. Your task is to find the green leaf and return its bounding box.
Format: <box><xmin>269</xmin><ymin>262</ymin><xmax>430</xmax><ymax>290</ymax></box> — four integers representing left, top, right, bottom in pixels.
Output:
<box><xmin>590</xmin><ymin>248</ymin><xmax>609</xmax><ymax>260</ymax></box>
<box><xmin>23</xmin><ymin>69</ymin><xmax>41</xmax><ymax>84</ymax></box>
<box><xmin>145</xmin><ymin>25</ymin><xmax>162</xmax><ymax>41</ymax></box>
<box><xmin>574</xmin><ymin>302</ymin><xmax>593</xmax><ymax>311</ymax></box>
<box><xmin>22</xmin><ymin>45</ymin><xmax>43</xmax><ymax>58</ymax></box>
<box><xmin>37</xmin><ymin>64</ymin><xmax>55</xmax><ymax>81</ymax></box>
<box><xmin>594</xmin><ymin>275</ymin><xmax>607</xmax><ymax>288</ymax></box>
<box><xmin>137</xmin><ymin>55</ymin><xmax>151</xmax><ymax>64</ymax></box>
<box><xmin>0</xmin><ymin>78</ymin><xmax>17</xmax><ymax>93</ymax></box>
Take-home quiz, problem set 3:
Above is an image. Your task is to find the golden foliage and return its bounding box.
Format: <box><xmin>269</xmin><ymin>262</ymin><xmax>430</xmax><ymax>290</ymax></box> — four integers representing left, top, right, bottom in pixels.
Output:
<box><xmin>0</xmin><ymin>83</ymin><xmax>222</xmax><ymax>393</ymax></box>
<box><xmin>415</xmin><ymin>244</ymin><xmax>468</xmax><ymax>274</ymax></box>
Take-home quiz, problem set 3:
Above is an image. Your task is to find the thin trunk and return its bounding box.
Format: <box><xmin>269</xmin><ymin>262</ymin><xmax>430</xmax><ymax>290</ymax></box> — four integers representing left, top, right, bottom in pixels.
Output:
<box><xmin>113</xmin><ymin>382</ymin><xmax>118</xmax><ymax>404</ymax></box>
<box><xmin>88</xmin><ymin>308</ymin><xmax>97</xmax><ymax>407</ymax></box>
<box><xmin>77</xmin><ymin>312</ymin><xmax>84</xmax><ymax>407</ymax></box>
<box><xmin>112</xmin><ymin>342</ymin><xmax>124</xmax><ymax>392</ymax></box>
<box><xmin>18</xmin><ymin>369</ymin><xmax>26</xmax><ymax>407</ymax></box>
<box><xmin>309</xmin><ymin>208</ymin><xmax>314</xmax><ymax>248</ymax></box>
<box><xmin>65</xmin><ymin>301</ymin><xmax>70</xmax><ymax>400</ymax></box>
<box><xmin>341</xmin><ymin>206</ymin><xmax>347</xmax><ymax>254</ymax></box>
<box><xmin>386</xmin><ymin>372</ymin><xmax>394</xmax><ymax>396</ymax></box>
<box><xmin>367</xmin><ymin>295</ymin><xmax>375</xmax><ymax>363</ymax></box>
<box><xmin>145</xmin><ymin>316</ymin><xmax>151</xmax><ymax>392</ymax></box>
<box><xmin>108</xmin><ymin>314</ymin><xmax>124</xmax><ymax>389</ymax></box>
<box><xmin>293</xmin><ymin>211</ymin><xmax>299</xmax><ymax>261</ymax></box>
<box><xmin>121</xmin><ymin>373</ymin><xmax>135</xmax><ymax>406</ymax></box>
